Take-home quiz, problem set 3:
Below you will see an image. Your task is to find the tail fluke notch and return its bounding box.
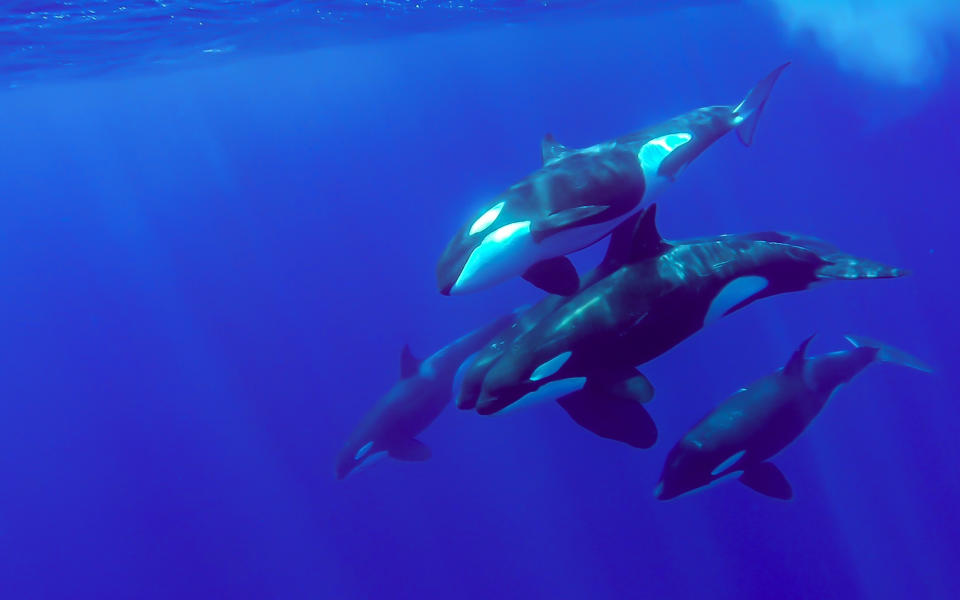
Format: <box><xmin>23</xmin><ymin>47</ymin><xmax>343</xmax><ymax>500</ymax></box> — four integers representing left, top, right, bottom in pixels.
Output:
<box><xmin>844</xmin><ymin>335</ymin><xmax>933</xmax><ymax>373</ymax></box>
<box><xmin>734</xmin><ymin>62</ymin><xmax>790</xmax><ymax>146</ymax></box>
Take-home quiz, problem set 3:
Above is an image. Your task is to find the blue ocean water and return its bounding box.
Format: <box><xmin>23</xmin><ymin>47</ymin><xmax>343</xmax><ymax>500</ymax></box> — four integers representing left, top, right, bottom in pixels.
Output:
<box><xmin>0</xmin><ymin>1</ymin><xmax>957</xmax><ymax>598</ymax></box>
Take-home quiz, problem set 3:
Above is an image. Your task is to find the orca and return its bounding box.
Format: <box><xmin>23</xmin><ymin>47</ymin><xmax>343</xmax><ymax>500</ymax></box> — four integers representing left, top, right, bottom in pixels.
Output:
<box><xmin>459</xmin><ymin>205</ymin><xmax>909</xmax><ymax>444</ymax></box>
<box><xmin>654</xmin><ymin>335</ymin><xmax>932</xmax><ymax>500</ymax></box>
<box><xmin>436</xmin><ymin>63</ymin><xmax>789</xmax><ymax>296</ymax></box>
<box><xmin>334</xmin><ymin>313</ymin><xmax>514</xmax><ymax>479</ymax></box>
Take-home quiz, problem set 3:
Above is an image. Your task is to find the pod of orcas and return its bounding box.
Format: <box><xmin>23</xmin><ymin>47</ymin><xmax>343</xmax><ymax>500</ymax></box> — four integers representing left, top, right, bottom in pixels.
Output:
<box><xmin>336</xmin><ymin>63</ymin><xmax>932</xmax><ymax>500</ymax></box>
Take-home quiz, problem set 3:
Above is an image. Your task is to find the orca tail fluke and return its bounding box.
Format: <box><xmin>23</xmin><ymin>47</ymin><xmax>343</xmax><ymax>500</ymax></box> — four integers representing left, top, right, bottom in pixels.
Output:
<box><xmin>733</xmin><ymin>62</ymin><xmax>790</xmax><ymax>146</ymax></box>
<box><xmin>844</xmin><ymin>335</ymin><xmax>934</xmax><ymax>373</ymax></box>
<box><xmin>814</xmin><ymin>254</ymin><xmax>909</xmax><ymax>280</ymax></box>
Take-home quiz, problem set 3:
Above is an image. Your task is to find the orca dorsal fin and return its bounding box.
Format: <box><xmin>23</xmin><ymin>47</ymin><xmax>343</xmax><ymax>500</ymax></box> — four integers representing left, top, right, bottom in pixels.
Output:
<box><xmin>541</xmin><ymin>133</ymin><xmax>572</xmax><ymax>165</ymax></box>
<box><xmin>784</xmin><ymin>334</ymin><xmax>815</xmax><ymax>377</ymax></box>
<box><xmin>400</xmin><ymin>344</ymin><xmax>421</xmax><ymax>378</ymax></box>
<box><xmin>627</xmin><ymin>204</ymin><xmax>667</xmax><ymax>263</ymax></box>
<box><xmin>599</xmin><ymin>205</ymin><xmax>666</xmax><ymax>271</ymax></box>
<box><xmin>600</xmin><ymin>212</ymin><xmax>642</xmax><ymax>271</ymax></box>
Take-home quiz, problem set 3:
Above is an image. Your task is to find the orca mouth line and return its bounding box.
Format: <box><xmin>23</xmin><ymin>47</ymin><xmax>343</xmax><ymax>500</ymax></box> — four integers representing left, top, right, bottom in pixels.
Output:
<box><xmin>438</xmin><ymin>260</ymin><xmax>465</xmax><ymax>295</ymax></box>
<box><xmin>437</xmin><ymin>245</ymin><xmax>471</xmax><ymax>296</ymax></box>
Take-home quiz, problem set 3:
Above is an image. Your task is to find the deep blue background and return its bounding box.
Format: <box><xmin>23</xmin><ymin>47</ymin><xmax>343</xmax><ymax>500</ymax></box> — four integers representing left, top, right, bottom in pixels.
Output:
<box><xmin>0</xmin><ymin>5</ymin><xmax>957</xmax><ymax>599</ymax></box>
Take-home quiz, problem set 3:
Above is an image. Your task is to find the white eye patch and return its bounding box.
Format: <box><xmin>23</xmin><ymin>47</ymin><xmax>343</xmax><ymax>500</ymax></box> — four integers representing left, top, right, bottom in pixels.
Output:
<box><xmin>354</xmin><ymin>440</ymin><xmax>375</xmax><ymax>461</ymax></box>
<box><xmin>469</xmin><ymin>201</ymin><xmax>505</xmax><ymax>236</ymax></box>
<box><xmin>530</xmin><ymin>351</ymin><xmax>572</xmax><ymax>382</ymax></box>
<box><xmin>711</xmin><ymin>450</ymin><xmax>746</xmax><ymax>476</ymax></box>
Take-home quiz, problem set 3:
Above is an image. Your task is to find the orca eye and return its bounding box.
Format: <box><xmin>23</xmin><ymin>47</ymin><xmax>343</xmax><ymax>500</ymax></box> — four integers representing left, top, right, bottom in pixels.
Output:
<box><xmin>469</xmin><ymin>201</ymin><xmax>505</xmax><ymax>236</ymax></box>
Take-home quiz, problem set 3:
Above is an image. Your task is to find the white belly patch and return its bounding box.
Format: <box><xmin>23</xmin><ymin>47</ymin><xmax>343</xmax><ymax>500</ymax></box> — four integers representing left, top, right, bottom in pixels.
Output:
<box><xmin>497</xmin><ymin>377</ymin><xmax>588</xmax><ymax>414</ymax></box>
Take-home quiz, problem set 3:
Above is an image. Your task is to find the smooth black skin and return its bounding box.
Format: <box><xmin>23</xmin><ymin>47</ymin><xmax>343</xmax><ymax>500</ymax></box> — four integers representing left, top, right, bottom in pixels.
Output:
<box><xmin>557</xmin><ymin>385</ymin><xmax>658</xmax><ymax>449</ymax></box>
<box><xmin>453</xmin><ymin>210</ymin><xmax>639</xmax><ymax>411</ymax></box>
<box><xmin>334</xmin><ymin>313</ymin><xmax>514</xmax><ymax>480</ymax></box>
<box><xmin>654</xmin><ymin>339</ymin><xmax>889</xmax><ymax>501</ymax></box>
<box><xmin>460</xmin><ymin>208</ymin><xmax>907</xmax><ymax>416</ymax></box>
<box><xmin>436</xmin><ymin>65</ymin><xmax>789</xmax><ymax>295</ymax></box>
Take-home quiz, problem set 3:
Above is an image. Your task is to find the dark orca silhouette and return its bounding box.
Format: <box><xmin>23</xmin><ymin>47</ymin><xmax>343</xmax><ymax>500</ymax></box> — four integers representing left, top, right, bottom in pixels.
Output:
<box><xmin>655</xmin><ymin>335</ymin><xmax>931</xmax><ymax>500</ymax></box>
<box><xmin>458</xmin><ymin>206</ymin><xmax>909</xmax><ymax>449</ymax></box>
<box><xmin>436</xmin><ymin>64</ymin><xmax>789</xmax><ymax>296</ymax></box>
<box><xmin>335</xmin><ymin>313</ymin><xmax>513</xmax><ymax>479</ymax></box>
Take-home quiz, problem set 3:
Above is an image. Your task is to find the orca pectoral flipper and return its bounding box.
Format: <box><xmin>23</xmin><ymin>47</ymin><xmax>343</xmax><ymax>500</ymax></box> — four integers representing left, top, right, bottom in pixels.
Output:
<box><xmin>523</xmin><ymin>256</ymin><xmax>580</xmax><ymax>295</ymax></box>
<box><xmin>388</xmin><ymin>438</ymin><xmax>432</xmax><ymax>461</ymax></box>
<box><xmin>588</xmin><ymin>367</ymin><xmax>655</xmax><ymax>404</ymax></box>
<box><xmin>529</xmin><ymin>205</ymin><xmax>609</xmax><ymax>243</ymax></box>
<box><xmin>556</xmin><ymin>386</ymin><xmax>657</xmax><ymax>449</ymax></box>
<box><xmin>739</xmin><ymin>462</ymin><xmax>793</xmax><ymax>500</ymax></box>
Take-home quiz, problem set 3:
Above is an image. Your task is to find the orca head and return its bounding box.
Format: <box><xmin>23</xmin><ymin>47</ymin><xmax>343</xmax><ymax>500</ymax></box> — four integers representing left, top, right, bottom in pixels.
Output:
<box><xmin>436</xmin><ymin>195</ymin><xmax>537</xmax><ymax>295</ymax></box>
<box><xmin>456</xmin><ymin>341</ymin><xmax>510</xmax><ymax>410</ymax></box>
<box><xmin>475</xmin><ymin>344</ymin><xmax>579</xmax><ymax>414</ymax></box>
<box><xmin>475</xmin><ymin>379</ymin><xmax>540</xmax><ymax>415</ymax></box>
<box><xmin>655</xmin><ymin>441</ymin><xmax>746</xmax><ymax>500</ymax></box>
<box><xmin>335</xmin><ymin>438</ymin><xmax>388</xmax><ymax>480</ymax></box>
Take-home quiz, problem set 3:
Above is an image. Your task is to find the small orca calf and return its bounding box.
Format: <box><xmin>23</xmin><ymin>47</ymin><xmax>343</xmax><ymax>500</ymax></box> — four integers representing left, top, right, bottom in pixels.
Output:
<box><xmin>654</xmin><ymin>335</ymin><xmax>932</xmax><ymax>500</ymax></box>
<box><xmin>436</xmin><ymin>63</ymin><xmax>789</xmax><ymax>296</ymax></box>
<box><xmin>335</xmin><ymin>313</ymin><xmax>513</xmax><ymax>479</ymax></box>
<box><xmin>459</xmin><ymin>206</ymin><xmax>909</xmax><ymax>448</ymax></box>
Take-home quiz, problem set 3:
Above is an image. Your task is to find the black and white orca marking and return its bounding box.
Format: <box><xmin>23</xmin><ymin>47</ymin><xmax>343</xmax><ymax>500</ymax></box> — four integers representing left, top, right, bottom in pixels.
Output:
<box><xmin>654</xmin><ymin>335</ymin><xmax>932</xmax><ymax>500</ymax></box>
<box><xmin>436</xmin><ymin>63</ymin><xmax>790</xmax><ymax>296</ymax></box>
<box><xmin>334</xmin><ymin>313</ymin><xmax>514</xmax><ymax>479</ymax></box>
<box><xmin>460</xmin><ymin>206</ymin><xmax>909</xmax><ymax>436</ymax></box>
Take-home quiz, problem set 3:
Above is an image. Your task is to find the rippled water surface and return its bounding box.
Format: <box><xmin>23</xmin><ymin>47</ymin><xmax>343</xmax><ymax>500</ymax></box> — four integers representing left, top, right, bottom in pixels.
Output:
<box><xmin>1</xmin><ymin>0</ymin><xmax>705</xmax><ymax>82</ymax></box>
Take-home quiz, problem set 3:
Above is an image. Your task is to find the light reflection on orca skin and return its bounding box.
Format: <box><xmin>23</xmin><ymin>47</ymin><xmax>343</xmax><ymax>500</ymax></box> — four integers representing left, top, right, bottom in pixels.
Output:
<box><xmin>436</xmin><ymin>65</ymin><xmax>791</xmax><ymax>296</ymax></box>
